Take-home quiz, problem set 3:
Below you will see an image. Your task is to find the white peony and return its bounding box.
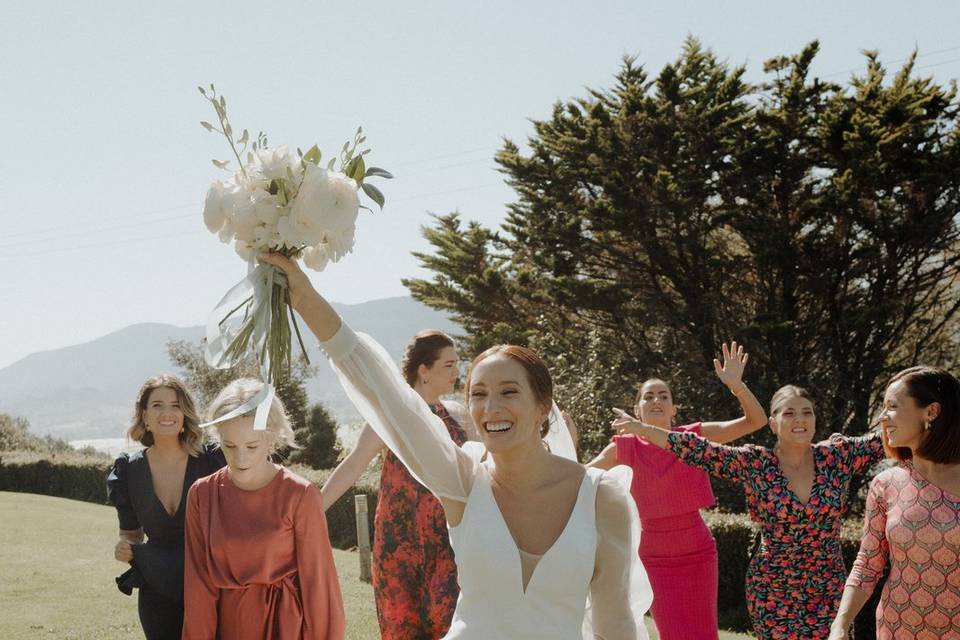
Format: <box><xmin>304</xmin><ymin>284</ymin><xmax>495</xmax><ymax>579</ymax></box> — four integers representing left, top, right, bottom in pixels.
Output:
<box><xmin>302</xmin><ymin>244</ymin><xmax>332</xmax><ymax>271</ymax></box>
<box><xmin>323</xmin><ymin>223</ymin><xmax>356</xmax><ymax>261</ymax></box>
<box><xmin>234</xmin><ymin>239</ymin><xmax>257</xmax><ymax>262</ymax></box>
<box><xmin>288</xmin><ymin>164</ymin><xmax>360</xmax><ymax>246</ymax></box>
<box><xmin>202</xmin><ymin>181</ymin><xmax>227</xmax><ymax>233</ymax></box>
<box><xmin>217</xmin><ymin>216</ymin><xmax>235</xmax><ymax>244</ymax></box>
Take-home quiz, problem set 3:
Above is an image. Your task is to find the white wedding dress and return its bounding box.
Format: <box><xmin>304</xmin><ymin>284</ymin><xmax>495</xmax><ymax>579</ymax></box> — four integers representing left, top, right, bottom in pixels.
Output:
<box><xmin>321</xmin><ymin>323</ymin><xmax>652</xmax><ymax>639</ymax></box>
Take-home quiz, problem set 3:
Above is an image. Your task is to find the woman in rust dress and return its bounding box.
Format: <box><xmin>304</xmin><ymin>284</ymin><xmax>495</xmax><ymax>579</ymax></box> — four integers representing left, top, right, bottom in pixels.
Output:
<box><xmin>321</xmin><ymin>330</ymin><xmax>477</xmax><ymax>639</ymax></box>
<box><xmin>182</xmin><ymin>378</ymin><xmax>345</xmax><ymax>640</ymax></box>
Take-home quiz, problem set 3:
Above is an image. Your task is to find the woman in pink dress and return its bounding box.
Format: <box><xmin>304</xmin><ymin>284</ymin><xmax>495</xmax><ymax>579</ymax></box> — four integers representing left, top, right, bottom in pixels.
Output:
<box><xmin>182</xmin><ymin>378</ymin><xmax>345</xmax><ymax>640</ymax></box>
<box><xmin>830</xmin><ymin>366</ymin><xmax>960</xmax><ymax>640</ymax></box>
<box><xmin>586</xmin><ymin>342</ymin><xmax>767</xmax><ymax>640</ymax></box>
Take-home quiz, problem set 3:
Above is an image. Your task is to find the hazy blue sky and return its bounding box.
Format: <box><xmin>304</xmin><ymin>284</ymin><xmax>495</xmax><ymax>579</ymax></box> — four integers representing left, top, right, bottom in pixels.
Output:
<box><xmin>2</xmin><ymin>0</ymin><xmax>959</xmax><ymax>369</ymax></box>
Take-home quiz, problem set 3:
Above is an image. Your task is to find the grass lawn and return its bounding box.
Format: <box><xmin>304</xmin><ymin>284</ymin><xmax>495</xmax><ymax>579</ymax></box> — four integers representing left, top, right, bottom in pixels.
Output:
<box><xmin>0</xmin><ymin>491</ymin><xmax>751</xmax><ymax>639</ymax></box>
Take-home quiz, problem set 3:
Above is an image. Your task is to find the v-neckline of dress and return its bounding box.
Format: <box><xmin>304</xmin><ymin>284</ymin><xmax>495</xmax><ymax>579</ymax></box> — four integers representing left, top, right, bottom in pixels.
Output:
<box><xmin>144</xmin><ymin>448</ymin><xmax>191</xmax><ymax>519</ymax></box>
<box><xmin>482</xmin><ymin>466</ymin><xmax>592</xmax><ymax>594</ymax></box>
<box><xmin>771</xmin><ymin>446</ymin><xmax>819</xmax><ymax>507</ymax></box>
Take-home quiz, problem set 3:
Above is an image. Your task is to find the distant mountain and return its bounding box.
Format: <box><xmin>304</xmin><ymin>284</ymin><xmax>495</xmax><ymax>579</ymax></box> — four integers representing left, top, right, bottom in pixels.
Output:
<box><xmin>0</xmin><ymin>297</ymin><xmax>459</xmax><ymax>440</ymax></box>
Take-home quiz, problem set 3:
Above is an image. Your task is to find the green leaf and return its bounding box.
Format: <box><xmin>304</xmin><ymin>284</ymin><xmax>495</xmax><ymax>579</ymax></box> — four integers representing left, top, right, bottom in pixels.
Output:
<box><xmin>212</xmin><ymin>159</ymin><xmax>230</xmax><ymax>169</ymax></box>
<box><xmin>361</xmin><ymin>182</ymin><xmax>385</xmax><ymax>209</ymax></box>
<box><xmin>303</xmin><ymin>144</ymin><xmax>322</xmax><ymax>165</ymax></box>
<box><xmin>200</xmin><ymin>121</ymin><xmax>214</xmax><ymax>132</ymax></box>
<box><xmin>237</xmin><ymin>129</ymin><xmax>249</xmax><ymax>144</ymax></box>
<box><xmin>224</xmin><ymin>123</ymin><xmax>233</xmax><ymax>137</ymax></box>
<box><xmin>327</xmin><ymin>158</ymin><xmax>337</xmax><ymax>170</ymax></box>
<box><xmin>198</xmin><ymin>86</ymin><xmax>206</xmax><ymax>95</ymax></box>
<box><xmin>346</xmin><ymin>155</ymin><xmax>366</xmax><ymax>182</ymax></box>
<box><xmin>219</xmin><ymin>95</ymin><xmax>226</xmax><ymax>109</ymax></box>
<box><xmin>365</xmin><ymin>166</ymin><xmax>394</xmax><ymax>179</ymax></box>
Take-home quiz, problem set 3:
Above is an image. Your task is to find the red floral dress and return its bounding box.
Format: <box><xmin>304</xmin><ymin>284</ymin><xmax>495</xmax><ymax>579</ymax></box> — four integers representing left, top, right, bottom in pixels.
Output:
<box><xmin>668</xmin><ymin>430</ymin><xmax>884</xmax><ymax>640</ymax></box>
<box><xmin>372</xmin><ymin>402</ymin><xmax>468</xmax><ymax>640</ymax></box>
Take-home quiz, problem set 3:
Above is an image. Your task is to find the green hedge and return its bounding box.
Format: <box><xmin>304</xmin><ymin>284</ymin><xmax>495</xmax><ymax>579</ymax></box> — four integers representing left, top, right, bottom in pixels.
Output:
<box><xmin>1</xmin><ymin>452</ymin><xmax>882</xmax><ymax>636</ymax></box>
<box><xmin>0</xmin><ymin>451</ymin><xmax>111</xmax><ymax>504</ymax></box>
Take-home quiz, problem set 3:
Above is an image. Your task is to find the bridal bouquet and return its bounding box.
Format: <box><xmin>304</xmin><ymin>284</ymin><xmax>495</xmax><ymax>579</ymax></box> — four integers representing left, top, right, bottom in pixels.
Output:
<box><xmin>198</xmin><ymin>84</ymin><xmax>392</xmax><ymax>396</ymax></box>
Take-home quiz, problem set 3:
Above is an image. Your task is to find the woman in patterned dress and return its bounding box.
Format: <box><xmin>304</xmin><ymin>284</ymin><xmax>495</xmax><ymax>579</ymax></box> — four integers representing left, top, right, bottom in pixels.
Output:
<box><xmin>586</xmin><ymin>342</ymin><xmax>768</xmax><ymax>640</ymax></box>
<box><xmin>321</xmin><ymin>330</ymin><xmax>478</xmax><ymax>640</ymax></box>
<box><xmin>612</xmin><ymin>384</ymin><xmax>885</xmax><ymax>639</ymax></box>
<box><xmin>829</xmin><ymin>366</ymin><xmax>960</xmax><ymax>640</ymax></box>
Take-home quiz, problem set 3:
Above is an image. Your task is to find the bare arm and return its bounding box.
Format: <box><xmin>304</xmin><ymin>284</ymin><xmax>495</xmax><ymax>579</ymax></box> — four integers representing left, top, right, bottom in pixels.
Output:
<box><xmin>699</xmin><ymin>342</ymin><xmax>767</xmax><ymax>444</ymax></box>
<box><xmin>585</xmin><ymin>442</ymin><xmax>618</xmax><ymax>470</ymax></box>
<box><xmin>828</xmin><ymin>586</ymin><xmax>871</xmax><ymax>639</ymax></box>
<box><xmin>320</xmin><ymin>424</ymin><xmax>384</xmax><ymax>510</ymax></box>
<box><xmin>612</xmin><ymin>409</ymin><xmax>672</xmax><ymax>448</ymax></box>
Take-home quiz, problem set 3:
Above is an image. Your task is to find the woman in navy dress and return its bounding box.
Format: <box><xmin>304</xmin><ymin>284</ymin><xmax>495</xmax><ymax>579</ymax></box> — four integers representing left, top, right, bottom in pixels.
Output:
<box><xmin>106</xmin><ymin>374</ymin><xmax>224</xmax><ymax>640</ymax></box>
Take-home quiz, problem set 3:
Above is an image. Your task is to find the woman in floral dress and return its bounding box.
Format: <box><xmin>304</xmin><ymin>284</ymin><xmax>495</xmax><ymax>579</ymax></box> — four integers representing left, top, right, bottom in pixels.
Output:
<box><xmin>613</xmin><ymin>384</ymin><xmax>885</xmax><ymax>639</ymax></box>
<box><xmin>830</xmin><ymin>366</ymin><xmax>960</xmax><ymax>640</ymax></box>
<box><xmin>320</xmin><ymin>330</ymin><xmax>477</xmax><ymax>639</ymax></box>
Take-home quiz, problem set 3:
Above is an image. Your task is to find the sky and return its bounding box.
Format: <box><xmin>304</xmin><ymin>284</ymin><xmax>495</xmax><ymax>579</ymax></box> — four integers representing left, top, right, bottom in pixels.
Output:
<box><xmin>2</xmin><ymin>0</ymin><xmax>959</xmax><ymax>369</ymax></box>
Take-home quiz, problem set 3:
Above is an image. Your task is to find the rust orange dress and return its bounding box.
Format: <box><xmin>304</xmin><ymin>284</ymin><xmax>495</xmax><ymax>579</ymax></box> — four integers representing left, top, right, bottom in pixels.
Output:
<box><xmin>182</xmin><ymin>466</ymin><xmax>345</xmax><ymax>640</ymax></box>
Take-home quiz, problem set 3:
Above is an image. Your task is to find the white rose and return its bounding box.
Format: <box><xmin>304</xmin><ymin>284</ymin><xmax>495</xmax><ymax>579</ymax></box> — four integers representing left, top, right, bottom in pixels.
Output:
<box><xmin>202</xmin><ymin>181</ymin><xmax>227</xmax><ymax>233</ymax></box>
<box><xmin>288</xmin><ymin>165</ymin><xmax>359</xmax><ymax>245</ymax></box>
<box><xmin>231</xmin><ymin>196</ymin><xmax>260</xmax><ymax>243</ymax></box>
<box><xmin>251</xmin><ymin>146</ymin><xmax>297</xmax><ymax>181</ymax></box>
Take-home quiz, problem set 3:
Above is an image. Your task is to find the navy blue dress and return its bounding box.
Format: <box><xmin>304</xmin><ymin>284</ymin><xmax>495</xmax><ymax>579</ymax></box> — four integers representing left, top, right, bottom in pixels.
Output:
<box><xmin>107</xmin><ymin>445</ymin><xmax>225</xmax><ymax>640</ymax></box>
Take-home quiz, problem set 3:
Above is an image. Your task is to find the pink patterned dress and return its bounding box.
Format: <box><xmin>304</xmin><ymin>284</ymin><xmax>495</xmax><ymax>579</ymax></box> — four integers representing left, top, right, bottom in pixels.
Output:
<box><xmin>846</xmin><ymin>462</ymin><xmax>960</xmax><ymax>639</ymax></box>
<box><xmin>615</xmin><ymin>423</ymin><xmax>718</xmax><ymax>640</ymax></box>
<box><xmin>667</xmin><ymin>430</ymin><xmax>884</xmax><ymax>639</ymax></box>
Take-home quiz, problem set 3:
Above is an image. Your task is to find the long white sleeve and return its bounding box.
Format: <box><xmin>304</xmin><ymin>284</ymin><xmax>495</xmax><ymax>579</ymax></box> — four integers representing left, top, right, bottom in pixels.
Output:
<box><xmin>320</xmin><ymin>323</ymin><xmax>480</xmax><ymax>502</ymax></box>
<box><xmin>585</xmin><ymin>466</ymin><xmax>652</xmax><ymax>640</ymax></box>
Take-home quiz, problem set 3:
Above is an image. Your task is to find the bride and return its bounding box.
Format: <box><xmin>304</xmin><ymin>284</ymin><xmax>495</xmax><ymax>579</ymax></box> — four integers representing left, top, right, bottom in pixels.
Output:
<box><xmin>261</xmin><ymin>253</ymin><xmax>651</xmax><ymax>639</ymax></box>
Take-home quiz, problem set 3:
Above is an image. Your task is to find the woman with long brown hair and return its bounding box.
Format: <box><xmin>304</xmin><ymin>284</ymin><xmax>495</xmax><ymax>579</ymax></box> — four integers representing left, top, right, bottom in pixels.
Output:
<box><xmin>320</xmin><ymin>330</ymin><xmax>477</xmax><ymax>639</ymax></box>
<box><xmin>830</xmin><ymin>366</ymin><xmax>960</xmax><ymax>639</ymax></box>
<box><xmin>106</xmin><ymin>374</ymin><xmax>224</xmax><ymax>640</ymax></box>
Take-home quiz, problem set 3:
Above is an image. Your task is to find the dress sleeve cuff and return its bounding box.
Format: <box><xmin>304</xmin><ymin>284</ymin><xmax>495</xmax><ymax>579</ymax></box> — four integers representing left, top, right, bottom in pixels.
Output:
<box><xmin>319</xmin><ymin>322</ymin><xmax>360</xmax><ymax>361</ymax></box>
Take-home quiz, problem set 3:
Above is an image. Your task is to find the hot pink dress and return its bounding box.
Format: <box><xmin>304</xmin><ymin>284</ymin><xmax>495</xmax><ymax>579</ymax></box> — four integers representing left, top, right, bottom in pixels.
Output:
<box><xmin>614</xmin><ymin>422</ymin><xmax>718</xmax><ymax>640</ymax></box>
<box><xmin>846</xmin><ymin>462</ymin><xmax>960</xmax><ymax>639</ymax></box>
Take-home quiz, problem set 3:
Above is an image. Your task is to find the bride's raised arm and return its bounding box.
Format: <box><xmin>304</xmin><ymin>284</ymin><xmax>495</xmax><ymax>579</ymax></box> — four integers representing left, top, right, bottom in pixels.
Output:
<box><xmin>260</xmin><ymin>253</ymin><xmax>479</xmax><ymax>503</ymax></box>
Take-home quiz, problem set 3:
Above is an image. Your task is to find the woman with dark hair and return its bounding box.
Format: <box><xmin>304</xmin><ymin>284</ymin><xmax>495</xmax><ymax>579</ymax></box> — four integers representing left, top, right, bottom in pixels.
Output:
<box><xmin>586</xmin><ymin>343</ymin><xmax>767</xmax><ymax>640</ymax></box>
<box><xmin>320</xmin><ymin>330</ymin><xmax>478</xmax><ymax>639</ymax></box>
<box><xmin>611</xmin><ymin>384</ymin><xmax>885</xmax><ymax>639</ymax></box>
<box><xmin>106</xmin><ymin>374</ymin><xmax>224</xmax><ymax>640</ymax></box>
<box><xmin>829</xmin><ymin>366</ymin><xmax>960</xmax><ymax>639</ymax></box>
<box><xmin>260</xmin><ymin>252</ymin><xmax>651</xmax><ymax>639</ymax></box>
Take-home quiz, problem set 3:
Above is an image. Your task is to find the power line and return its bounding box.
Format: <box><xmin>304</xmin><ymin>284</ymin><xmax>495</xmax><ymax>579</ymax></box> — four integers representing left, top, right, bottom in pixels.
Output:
<box><xmin>0</xmin><ymin>182</ymin><xmax>508</xmax><ymax>260</ymax></box>
<box><xmin>819</xmin><ymin>45</ymin><xmax>960</xmax><ymax>78</ymax></box>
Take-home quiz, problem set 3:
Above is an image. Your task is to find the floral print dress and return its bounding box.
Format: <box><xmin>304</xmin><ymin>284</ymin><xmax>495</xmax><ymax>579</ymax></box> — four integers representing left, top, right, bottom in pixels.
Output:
<box><xmin>667</xmin><ymin>430</ymin><xmax>884</xmax><ymax>640</ymax></box>
<box><xmin>372</xmin><ymin>402</ymin><xmax>468</xmax><ymax>640</ymax></box>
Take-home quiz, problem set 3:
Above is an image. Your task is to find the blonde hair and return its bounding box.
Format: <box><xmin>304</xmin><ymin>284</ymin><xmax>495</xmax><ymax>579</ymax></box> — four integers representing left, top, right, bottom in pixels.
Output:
<box><xmin>206</xmin><ymin>378</ymin><xmax>298</xmax><ymax>452</ymax></box>
<box><xmin>127</xmin><ymin>374</ymin><xmax>203</xmax><ymax>457</ymax></box>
